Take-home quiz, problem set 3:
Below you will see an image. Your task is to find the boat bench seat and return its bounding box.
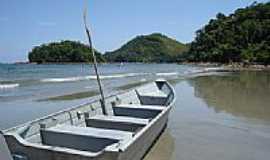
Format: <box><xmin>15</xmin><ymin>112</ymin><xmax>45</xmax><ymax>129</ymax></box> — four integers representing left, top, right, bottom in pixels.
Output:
<box><xmin>86</xmin><ymin>115</ymin><xmax>149</xmax><ymax>132</ymax></box>
<box><xmin>40</xmin><ymin>125</ymin><xmax>133</xmax><ymax>152</ymax></box>
<box><xmin>135</xmin><ymin>89</ymin><xmax>168</xmax><ymax>105</ymax></box>
<box><xmin>138</xmin><ymin>90</ymin><xmax>167</xmax><ymax>98</ymax></box>
<box><xmin>116</xmin><ymin>104</ymin><xmax>165</xmax><ymax>110</ymax></box>
<box><xmin>113</xmin><ymin>104</ymin><xmax>164</xmax><ymax>119</ymax></box>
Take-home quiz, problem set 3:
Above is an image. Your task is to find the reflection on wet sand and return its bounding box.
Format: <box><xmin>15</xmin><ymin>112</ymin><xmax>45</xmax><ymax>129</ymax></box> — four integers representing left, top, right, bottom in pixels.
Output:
<box><xmin>143</xmin><ymin>129</ymin><xmax>174</xmax><ymax>160</ymax></box>
<box><xmin>189</xmin><ymin>71</ymin><xmax>270</xmax><ymax>122</ymax></box>
<box><xmin>145</xmin><ymin>74</ymin><xmax>270</xmax><ymax>160</ymax></box>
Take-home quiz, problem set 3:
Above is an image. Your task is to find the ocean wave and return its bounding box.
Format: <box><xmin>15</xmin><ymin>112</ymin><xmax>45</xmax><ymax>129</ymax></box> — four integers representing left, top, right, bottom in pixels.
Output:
<box><xmin>184</xmin><ymin>67</ymin><xmax>224</xmax><ymax>74</ymax></box>
<box><xmin>202</xmin><ymin>67</ymin><xmax>223</xmax><ymax>72</ymax></box>
<box><xmin>96</xmin><ymin>73</ymin><xmax>149</xmax><ymax>79</ymax></box>
<box><xmin>155</xmin><ymin>72</ymin><xmax>179</xmax><ymax>76</ymax></box>
<box><xmin>41</xmin><ymin>73</ymin><xmax>149</xmax><ymax>83</ymax></box>
<box><xmin>0</xmin><ymin>83</ymin><xmax>19</xmax><ymax>89</ymax></box>
<box><xmin>41</xmin><ymin>77</ymin><xmax>84</xmax><ymax>83</ymax></box>
<box><xmin>140</xmin><ymin>78</ymin><xmax>147</xmax><ymax>82</ymax></box>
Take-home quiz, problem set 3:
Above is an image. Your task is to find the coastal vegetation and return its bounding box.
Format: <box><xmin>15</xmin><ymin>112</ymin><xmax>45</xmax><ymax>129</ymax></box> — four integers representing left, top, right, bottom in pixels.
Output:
<box><xmin>186</xmin><ymin>2</ymin><xmax>270</xmax><ymax>64</ymax></box>
<box><xmin>27</xmin><ymin>2</ymin><xmax>269</xmax><ymax>65</ymax></box>
<box><xmin>28</xmin><ymin>41</ymin><xmax>105</xmax><ymax>64</ymax></box>
<box><xmin>104</xmin><ymin>33</ymin><xmax>188</xmax><ymax>63</ymax></box>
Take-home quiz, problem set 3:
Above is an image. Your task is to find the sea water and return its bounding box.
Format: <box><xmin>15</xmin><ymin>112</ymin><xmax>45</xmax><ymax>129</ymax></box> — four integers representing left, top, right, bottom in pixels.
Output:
<box><xmin>0</xmin><ymin>63</ymin><xmax>202</xmax><ymax>129</ymax></box>
<box><xmin>1</xmin><ymin>63</ymin><xmax>270</xmax><ymax>160</ymax></box>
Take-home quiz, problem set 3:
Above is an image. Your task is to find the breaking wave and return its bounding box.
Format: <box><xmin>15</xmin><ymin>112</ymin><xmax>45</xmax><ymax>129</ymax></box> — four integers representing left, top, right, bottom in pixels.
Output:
<box><xmin>40</xmin><ymin>68</ymin><xmax>225</xmax><ymax>83</ymax></box>
<box><xmin>0</xmin><ymin>83</ymin><xmax>19</xmax><ymax>89</ymax></box>
<box><xmin>156</xmin><ymin>72</ymin><xmax>179</xmax><ymax>76</ymax></box>
<box><xmin>41</xmin><ymin>77</ymin><xmax>85</xmax><ymax>83</ymax></box>
<box><xmin>41</xmin><ymin>73</ymin><xmax>149</xmax><ymax>83</ymax></box>
<box><xmin>184</xmin><ymin>67</ymin><xmax>224</xmax><ymax>75</ymax></box>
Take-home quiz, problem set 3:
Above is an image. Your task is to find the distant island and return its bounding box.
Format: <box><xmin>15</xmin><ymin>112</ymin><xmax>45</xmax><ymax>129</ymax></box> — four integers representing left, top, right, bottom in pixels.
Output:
<box><xmin>104</xmin><ymin>33</ymin><xmax>188</xmax><ymax>63</ymax></box>
<box><xmin>28</xmin><ymin>34</ymin><xmax>188</xmax><ymax>64</ymax></box>
<box><xmin>28</xmin><ymin>2</ymin><xmax>269</xmax><ymax>65</ymax></box>
<box><xmin>28</xmin><ymin>41</ymin><xmax>105</xmax><ymax>64</ymax></box>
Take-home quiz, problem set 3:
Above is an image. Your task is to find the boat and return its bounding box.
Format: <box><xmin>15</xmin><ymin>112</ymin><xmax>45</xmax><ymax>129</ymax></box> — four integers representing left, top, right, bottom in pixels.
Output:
<box><xmin>0</xmin><ymin>3</ymin><xmax>176</xmax><ymax>159</ymax></box>
<box><xmin>1</xmin><ymin>79</ymin><xmax>175</xmax><ymax>160</ymax></box>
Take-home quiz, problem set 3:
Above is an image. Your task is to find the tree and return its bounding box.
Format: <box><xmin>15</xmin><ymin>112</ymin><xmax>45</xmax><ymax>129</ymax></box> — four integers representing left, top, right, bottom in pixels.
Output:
<box><xmin>104</xmin><ymin>33</ymin><xmax>188</xmax><ymax>63</ymax></box>
<box><xmin>28</xmin><ymin>40</ymin><xmax>105</xmax><ymax>63</ymax></box>
<box><xmin>187</xmin><ymin>2</ymin><xmax>270</xmax><ymax>64</ymax></box>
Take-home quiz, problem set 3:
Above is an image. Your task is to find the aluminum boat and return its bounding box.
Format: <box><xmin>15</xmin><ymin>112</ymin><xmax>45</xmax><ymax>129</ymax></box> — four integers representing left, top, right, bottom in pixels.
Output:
<box><xmin>1</xmin><ymin>79</ymin><xmax>175</xmax><ymax>160</ymax></box>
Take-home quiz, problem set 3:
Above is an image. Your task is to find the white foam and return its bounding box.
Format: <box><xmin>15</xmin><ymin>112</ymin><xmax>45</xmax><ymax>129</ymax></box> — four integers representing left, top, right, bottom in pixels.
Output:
<box><xmin>0</xmin><ymin>83</ymin><xmax>19</xmax><ymax>89</ymax></box>
<box><xmin>41</xmin><ymin>73</ymin><xmax>149</xmax><ymax>83</ymax></box>
<box><xmin>156</xmin><ymin>72</ymin><xmax>179</xmax><ymax>76</ymax></box>
<box><xmin>184</xmin><ymin>67</ymin><xmax>224</xmax><ymax>75</ymax></box>
<box><xmin>140</xmin><ymin>78</ymin><xmax>147</xmax><ymax>82</ymax></box>
<box><xmin>41</xmin><ymin>77</ymin><xmax>85</xmax><ymax>82</ymax></box>
<box><xmin>184</xmin><ymin>69</ymin><xmax>201</xmax><ymax>74</ymax></box>
<box><xmin>202</xmin><ymin>67</ymin><xmax>223</xmax><ymax>72</ymax></box>
<box><xmin>98</xmin><ymin>73</ymin><xmax>149</xmax><ymax>79</ymax></box>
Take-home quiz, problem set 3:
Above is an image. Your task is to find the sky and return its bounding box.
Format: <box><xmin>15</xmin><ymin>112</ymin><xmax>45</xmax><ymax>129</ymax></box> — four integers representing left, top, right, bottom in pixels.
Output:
<box><xmin>0</xmin><ymin>0</ymin><xmax>268</xmax><ymax>63</ymax></box>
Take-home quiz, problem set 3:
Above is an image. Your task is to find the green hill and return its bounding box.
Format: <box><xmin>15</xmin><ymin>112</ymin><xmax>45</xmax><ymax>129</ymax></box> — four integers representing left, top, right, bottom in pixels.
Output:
<box><xmin>187</xmin><ymin>2</ymin><xmax>270</xmax><ymax>64</ymax></box>
<box><xmin>28</xmin><ymin>40</ymin><xmax>105</xmax><ymax>64</ymax></box>
<box><xmin>104</xmin><ymin>33</ymin><xmax>188</xmax><ymax>63</ymax></box>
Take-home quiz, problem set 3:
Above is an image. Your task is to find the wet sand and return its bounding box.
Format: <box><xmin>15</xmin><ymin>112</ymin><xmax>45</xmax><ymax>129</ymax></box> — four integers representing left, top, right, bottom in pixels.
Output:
<box><xmin>144</xmin><ymin>129</ymin><xmax>174</xmax><ymax>160</ymax></box>
<box><xmin>145</xmin><ymin>72</ymin><xmax>270</xmax><ymax>160</ymax></box>
<box><xmin>38</xmin><ymin>91</ymin><xmax>98</xmax><ymax>101</ymax></box>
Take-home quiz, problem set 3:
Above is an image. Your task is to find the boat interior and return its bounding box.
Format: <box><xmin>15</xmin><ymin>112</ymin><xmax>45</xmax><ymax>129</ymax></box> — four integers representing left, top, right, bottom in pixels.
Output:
<box><xmin>3</xmin><ymin>79</ymin><xmax>175</xmax><ymax>158</ymax></box>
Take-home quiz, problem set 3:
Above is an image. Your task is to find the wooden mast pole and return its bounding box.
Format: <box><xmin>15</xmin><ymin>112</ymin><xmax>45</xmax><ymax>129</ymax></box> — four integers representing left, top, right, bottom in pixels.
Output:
<box><xmin>83</xmin><ymin>5</ymin><xmax>108</xmax><ymax>115</ymax></box>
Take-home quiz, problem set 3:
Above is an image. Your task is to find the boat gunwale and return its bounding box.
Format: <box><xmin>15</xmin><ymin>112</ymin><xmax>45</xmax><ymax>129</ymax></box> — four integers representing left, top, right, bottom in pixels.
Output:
<box><xmin>2</xmin><ymin>80</ymin><xmax>176</xmax><ymax>158</ymax></box>
<box><xmin>3</xmin><ymin>89</ymin><xmax>129</xmax><ymax>133</ymax></box>
<box><xmin>3</xmin><ymin>80</ymin><xmax>173</xmax><ymax>134</ymax></box>
<box><xmin>117</xmin><ymin>80</ymin><xmax>176</xmax><ymax>151</ymax></box>
<box><xmin>4</xmin><ymin>133</ymin><xmax>105</xmax><ymax>157</ymax></box>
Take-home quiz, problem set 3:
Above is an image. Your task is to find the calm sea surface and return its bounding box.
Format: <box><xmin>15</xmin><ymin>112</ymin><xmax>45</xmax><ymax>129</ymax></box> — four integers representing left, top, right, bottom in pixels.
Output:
<box><xmin>1</xmin><ymin>63</ymin><xmax>270</xmax><ymax>160</ymax></box>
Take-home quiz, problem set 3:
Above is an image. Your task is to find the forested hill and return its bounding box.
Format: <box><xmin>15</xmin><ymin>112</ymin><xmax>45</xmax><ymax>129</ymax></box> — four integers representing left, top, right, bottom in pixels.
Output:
<box><xmin>28</xmin><ymin>41</ymin><xmax>105</xmax><ymax>64</ymax></box>
<box><xmin>186</xmin><ymin>2</ymin><xmax>270</xmax><ymax>64</ymax></box>
<box><xmin>104</xmin><ymin>33</ymin><xmax>188</xmax><ymax>62</ymax></box>
<box><xmin>28</xmin><ymin>2</ymin><xmax>270</xmax><ymax>64</ymax></box>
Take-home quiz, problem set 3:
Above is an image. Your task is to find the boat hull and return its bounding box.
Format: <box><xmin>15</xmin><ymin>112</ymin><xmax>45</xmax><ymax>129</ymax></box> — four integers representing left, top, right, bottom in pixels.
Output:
<box><xmin>4</xmin><ymin>109</ymin><xmax>170</xmax><ymax>160</ymax></box>
<box><xmin>117</xmin><ymin>108</ymin><xmax>170</xmax><ymax>160</ymax></box>
<box><xmin>2</xmin><ymin>80</ymin><xmax>175</xmax><ymax>160</ymax></box>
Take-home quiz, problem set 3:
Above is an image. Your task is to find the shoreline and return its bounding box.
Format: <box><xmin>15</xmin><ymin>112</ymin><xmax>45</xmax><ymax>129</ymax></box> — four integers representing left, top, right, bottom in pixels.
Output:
<box><xmin>182</xmin><ymin>62</ymin><xmax>270</xmax><ymax>72</ymax></box>
<box><xmin>3</xmin><ymin>61</ymin><xmax>270</xmax><ymax>72</ymax></box>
